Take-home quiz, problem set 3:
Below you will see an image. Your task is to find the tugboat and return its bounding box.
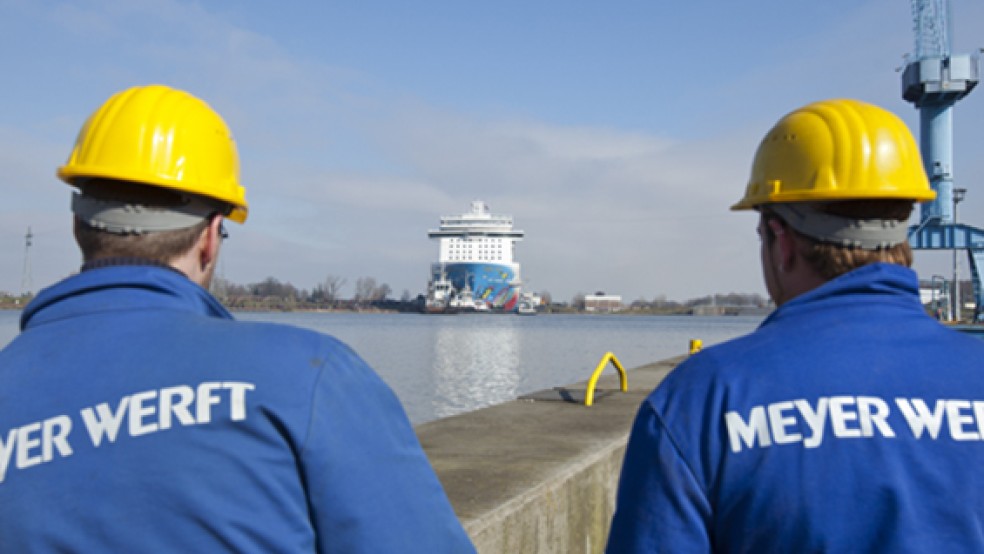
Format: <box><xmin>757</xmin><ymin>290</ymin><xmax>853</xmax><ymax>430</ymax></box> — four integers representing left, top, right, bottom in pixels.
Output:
<box><xmin>424</xmin><ymin>271</ymin><xmax>457</xmax><ymax>314</ymax></box>
<box><xmin>448</xmin><ymin>283</ymin><xmax>488</xmax><ymax>312</ymax></box>
<box><xmin>516</xmin><ymin>293</ymin><xmax>538</xmax><ymax>316</ymax></box>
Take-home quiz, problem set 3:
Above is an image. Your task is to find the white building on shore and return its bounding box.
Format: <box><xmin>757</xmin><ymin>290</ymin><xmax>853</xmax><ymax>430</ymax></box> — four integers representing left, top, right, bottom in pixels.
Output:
<box><xmin>584</xmin><ymin>293</ymin><xmax>622</xmax><ymax>313</ymax></box>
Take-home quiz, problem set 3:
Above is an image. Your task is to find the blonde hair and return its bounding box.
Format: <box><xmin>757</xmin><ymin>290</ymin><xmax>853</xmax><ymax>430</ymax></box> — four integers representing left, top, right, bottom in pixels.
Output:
<box><xmin>763</xmin><ymin>200</ymin><xmax>913</xmax><ymax>280</ymax></box>
<box><xmin>800</xmin><ymin>241</ymin><xmax>912</xmax><ymax>280</ymax></box>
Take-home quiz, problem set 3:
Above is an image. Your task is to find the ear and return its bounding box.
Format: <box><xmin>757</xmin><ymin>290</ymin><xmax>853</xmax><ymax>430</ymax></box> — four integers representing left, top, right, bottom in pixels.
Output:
<box><xmin>766</xmin><ymin>218</ymin><xmax>796</xmax><ymax>271</ymax></box>
<box><xmin>199</xmin><ymin>216</ymin><xmax>223</xmax><ymax>270</ymax></box>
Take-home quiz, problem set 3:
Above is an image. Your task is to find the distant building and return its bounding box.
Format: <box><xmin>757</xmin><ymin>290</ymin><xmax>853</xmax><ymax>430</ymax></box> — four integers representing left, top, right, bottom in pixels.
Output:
<box><xmin>919</xmin><ymin>279</ymin><xmax>974</xmax><ymax>319</ymax></box>
<box><xmin>584</xmin><ymin>292</ymin><xmax>622</xmax><ymax>312</ymax></box>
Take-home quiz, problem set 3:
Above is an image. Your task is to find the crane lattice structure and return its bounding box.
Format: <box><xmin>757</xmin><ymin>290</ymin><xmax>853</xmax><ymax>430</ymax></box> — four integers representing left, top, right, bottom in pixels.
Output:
<box><xmin>903</xmin><ymin>0</ymin><xmax>983</xmax><ymax>321</ymax></box>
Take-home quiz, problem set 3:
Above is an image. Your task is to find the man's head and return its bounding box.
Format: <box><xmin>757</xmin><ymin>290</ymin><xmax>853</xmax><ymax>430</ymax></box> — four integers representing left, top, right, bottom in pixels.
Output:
<box><xmin>58</xmin><ymin>85</ymin><xmax>248</xmax><ymax>287</ymax></box>
<box><xmin>733</xmin><ymin>99</ymin><xmax>935</xmax><ymax>305</ymax></box>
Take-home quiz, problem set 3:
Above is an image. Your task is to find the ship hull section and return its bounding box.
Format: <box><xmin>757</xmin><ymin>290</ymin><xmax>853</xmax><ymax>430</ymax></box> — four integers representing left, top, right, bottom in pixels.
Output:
<box><xmin>431</xmin><ymin>262</ymin><xmax>520</xmax><ymax>311</ymax></box>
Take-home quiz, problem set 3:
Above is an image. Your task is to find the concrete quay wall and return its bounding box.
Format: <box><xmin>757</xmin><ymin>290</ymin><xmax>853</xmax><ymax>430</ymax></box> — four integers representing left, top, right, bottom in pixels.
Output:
<box><xmin>416</xmin><ymin>356</ymin><xmax>683</xmax><ymax>553</ymax></box>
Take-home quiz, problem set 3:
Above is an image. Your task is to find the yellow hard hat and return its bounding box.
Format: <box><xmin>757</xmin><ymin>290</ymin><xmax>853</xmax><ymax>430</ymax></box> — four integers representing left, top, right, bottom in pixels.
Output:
<box><xmin>58</xmin><ymin>85</ymin><xmax>248</xmax><ymax>223</ymax></box>
<box><xmin>731</xmin><ymin>98</ymin><xmax>935</xmax><ymax>211</ymax></box>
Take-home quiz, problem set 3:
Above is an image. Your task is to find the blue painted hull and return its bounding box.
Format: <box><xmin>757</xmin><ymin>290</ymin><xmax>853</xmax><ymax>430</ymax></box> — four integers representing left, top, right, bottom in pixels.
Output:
<box><xmin>431</xmin><ymin>262</ymin><xmax>520</xmax><ymax>310</ymax></box>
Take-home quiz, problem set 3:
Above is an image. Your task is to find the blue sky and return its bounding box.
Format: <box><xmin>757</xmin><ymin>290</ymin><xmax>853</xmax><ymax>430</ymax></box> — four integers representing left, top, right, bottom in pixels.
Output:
<box><xmin>2</xmin><ymin>0</ymin><xmax>983</xmax><ymax>303</ymax></box>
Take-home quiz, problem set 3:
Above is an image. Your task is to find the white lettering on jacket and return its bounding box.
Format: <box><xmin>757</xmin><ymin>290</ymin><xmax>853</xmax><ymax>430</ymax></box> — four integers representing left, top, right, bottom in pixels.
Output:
<box><xmin>0</xmin><ymin>381</ymin><xmax>255</xmax><ymax>484</ymax></box>
<box><xmin>724</xmin><ymin>396</ymin><xmax>984</xmax><ymax>453</ymax></box>
<box><xmin>0</xmin><ymin>416</ymin><xmax>73</xmax><ymax>484</ymax></box>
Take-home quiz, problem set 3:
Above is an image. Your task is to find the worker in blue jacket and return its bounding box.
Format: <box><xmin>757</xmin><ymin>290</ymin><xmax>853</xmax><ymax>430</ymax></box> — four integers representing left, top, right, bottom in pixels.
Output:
<box><xmin>0</xmin><ymin>85</ymin><xmax>475</xmax><ymax>553</ymax></box>
<box><xmin>607</xmin><ymin>99</ymin><xmax>984</xmax><ymax>553</ymax></box>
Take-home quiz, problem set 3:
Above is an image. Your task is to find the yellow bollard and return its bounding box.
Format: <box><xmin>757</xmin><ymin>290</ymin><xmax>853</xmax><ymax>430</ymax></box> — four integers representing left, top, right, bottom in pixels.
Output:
<box><xmin>585</xmin><ymin>352</ymin><xmax>628</xmax><ymax>406</ymax></box>
<box><xmin>689</xmin><ymin>339</ymin><xmax>703</xmax><ymax>355</ymax></box>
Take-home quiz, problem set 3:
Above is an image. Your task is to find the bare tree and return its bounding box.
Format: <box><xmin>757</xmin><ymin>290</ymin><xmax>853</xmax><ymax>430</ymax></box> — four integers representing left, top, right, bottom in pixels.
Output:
<box><xmin>251</xmin><ymin>277</ymin><xmax>298</xmax><ymax>300</ymax></box>
<box><xmin>313</xmin><ymin>275</ymin><xmax>346</xmax><ymax>307</ymax></box>
<box><xmin>354</xmin><ymin>276</ymin><xmax>378</xmax><ymax>306</ymax></box>
<box><xmin>372</xmin><ymin>282</ymin><xmax>392</xmax><ymax>302</ymax></box>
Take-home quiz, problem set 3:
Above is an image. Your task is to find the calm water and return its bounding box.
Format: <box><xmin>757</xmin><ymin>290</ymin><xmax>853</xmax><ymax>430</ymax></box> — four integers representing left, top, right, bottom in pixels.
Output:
<box><xmin>0</xmin><ymin>310</ymin><xmax>762</xmax><ymax>424</ymax></box>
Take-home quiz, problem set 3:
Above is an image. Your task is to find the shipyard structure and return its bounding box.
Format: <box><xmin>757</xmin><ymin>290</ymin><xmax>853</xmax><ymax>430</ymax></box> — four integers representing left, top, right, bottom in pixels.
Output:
<box><xmin>426</xmin><ymin>201</ymin><xmax>525</xmax><ymax>312</ymax></box>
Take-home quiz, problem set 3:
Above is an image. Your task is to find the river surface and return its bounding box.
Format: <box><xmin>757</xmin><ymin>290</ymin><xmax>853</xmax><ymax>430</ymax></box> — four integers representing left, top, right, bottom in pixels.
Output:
<box><xmin>0</xmin><ymin>310</ymin><xmax>763</xmax><ymax>424</ymax></box>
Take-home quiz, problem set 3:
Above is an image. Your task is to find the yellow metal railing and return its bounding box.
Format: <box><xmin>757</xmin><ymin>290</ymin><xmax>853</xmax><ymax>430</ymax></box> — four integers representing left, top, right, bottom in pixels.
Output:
<box><xmin>689</xmin><ymin>339</ymin><xmax>703</xmax><ymax>355</ymax></box>
<box><xmin>584</xmin><ymin>352</ymin><xmax>628</xmax><ymax>406</ymax></box>
<box><xmin>583</xmin><ymin>340</ymin><xmax>703</xmax><ymax>406</ymax></box>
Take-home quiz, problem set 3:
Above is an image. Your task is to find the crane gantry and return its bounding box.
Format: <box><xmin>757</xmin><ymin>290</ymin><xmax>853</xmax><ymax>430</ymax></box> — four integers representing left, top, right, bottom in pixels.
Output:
<box><xmin>903</xmin><ymin>0</ymin><xmax>983</xmax><ymax>321</ymax></box>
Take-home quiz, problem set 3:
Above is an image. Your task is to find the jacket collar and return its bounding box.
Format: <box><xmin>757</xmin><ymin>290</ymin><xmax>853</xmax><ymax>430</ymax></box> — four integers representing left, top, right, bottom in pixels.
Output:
<box><xmin>21</xmin><ymin>264</ymin><xmax>232</xmax><ymax>331</ymax></box>
<box><xmin>760</xmin><ymin>263</ymin><xmax>921</xmax><ymax>327</ymax></box>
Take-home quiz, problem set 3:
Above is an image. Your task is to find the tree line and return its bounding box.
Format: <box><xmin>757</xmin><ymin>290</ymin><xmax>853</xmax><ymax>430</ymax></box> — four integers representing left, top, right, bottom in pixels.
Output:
<box><xmin>211</xmin><ymin>275</ymin><xmax>414</xmax><ymax>311</ymax></box>
<box><xmin>205</xmin><ymin>274</ymin><xmax>771</xmax><ymax>314</ymax></box>
<box><xmin>567</xmin><ymin>292</ymin><xmax>770</xmax><ymax>315</ymax></box>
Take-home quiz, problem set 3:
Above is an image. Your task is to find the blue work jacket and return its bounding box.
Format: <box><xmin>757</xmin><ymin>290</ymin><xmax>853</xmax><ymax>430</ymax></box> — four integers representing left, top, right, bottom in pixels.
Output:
<box><xmin>608</xmin><ymin>263</ymin><xmax>984</xmax><ymax>553</ymax></box>
<box><xmin>0</xmin><ymin>264</ymin><xmax>475</xmax><ymax>553</ymax></box>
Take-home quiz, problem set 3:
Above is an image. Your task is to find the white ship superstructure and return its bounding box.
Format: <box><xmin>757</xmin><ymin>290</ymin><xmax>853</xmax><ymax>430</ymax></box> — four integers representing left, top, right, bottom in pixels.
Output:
<box><xmin>427</xmin><ymin>201</ymin><xmax>524</xmax><ymax>311</ymax></box>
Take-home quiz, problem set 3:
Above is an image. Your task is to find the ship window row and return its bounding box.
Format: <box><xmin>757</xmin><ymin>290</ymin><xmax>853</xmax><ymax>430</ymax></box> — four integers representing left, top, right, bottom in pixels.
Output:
<box><xmin>444</xmin><ymin>249</ymin><xmax>505</xmax><ymax>260</ymax></box>
<box><xmin>447</xmin><ymin>256</ymin><xmax>504</xmax><ymax>261</ymax></box>
<box><xmin>447</xmin><ymin>250</ymin><xmax>503</xmax><ymax>255</ymax></box>
<box><xmin>441</xmin><ymin>219</ymin><xmax>512</xmax><ymax>225</ymax></box>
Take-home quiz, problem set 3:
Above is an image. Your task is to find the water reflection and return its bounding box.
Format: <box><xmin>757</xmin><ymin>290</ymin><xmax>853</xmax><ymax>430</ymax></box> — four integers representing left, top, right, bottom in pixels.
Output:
<box><xmin>431</xmin><ymin>321</ymin><xmax>521</xmax><ymax>419</ymax></box>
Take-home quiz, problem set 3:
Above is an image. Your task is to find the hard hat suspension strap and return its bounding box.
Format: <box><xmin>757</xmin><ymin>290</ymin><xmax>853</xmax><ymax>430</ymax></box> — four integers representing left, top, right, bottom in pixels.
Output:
<box><xmin>71</xmin><ymin>193</ymin><xmax>216</xmax><ymax>235</ymax></box>
<box><xmin>769</xmin><ymin>203</ymin><xmax>909</xmax><ymax>249</ymax></box>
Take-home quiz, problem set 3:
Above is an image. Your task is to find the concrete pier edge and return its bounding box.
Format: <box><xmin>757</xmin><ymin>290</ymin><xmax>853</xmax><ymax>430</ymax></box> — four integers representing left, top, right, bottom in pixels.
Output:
<box><xmin>416</xmin><ymin>355</ymin><xmax>685</xmax><ymax>553</ymax></box>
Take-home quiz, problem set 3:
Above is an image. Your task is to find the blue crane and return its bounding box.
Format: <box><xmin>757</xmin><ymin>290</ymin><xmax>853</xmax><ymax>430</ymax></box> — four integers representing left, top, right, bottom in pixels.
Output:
<box><xmin>903</xmin><ymin>0</ymin><xmax>983</xmax><ymax>321</ymax></box>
